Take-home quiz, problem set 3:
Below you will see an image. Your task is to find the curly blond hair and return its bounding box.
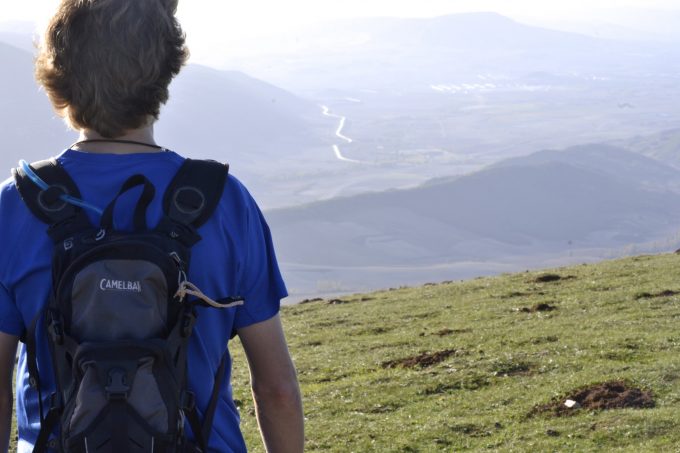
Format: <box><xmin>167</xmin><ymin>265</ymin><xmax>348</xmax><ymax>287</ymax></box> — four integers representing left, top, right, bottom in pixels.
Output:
<box><xmin>35</xmin><ymin>0</ymin><xmax>189</xmax><ymax>138</ymax></box>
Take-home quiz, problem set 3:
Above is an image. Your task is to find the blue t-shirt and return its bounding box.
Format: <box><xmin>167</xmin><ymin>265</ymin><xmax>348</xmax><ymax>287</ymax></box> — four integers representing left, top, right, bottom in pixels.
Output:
<box><xmin>0</xmin><ymin>149</ymin><xmax>287</xmax><ymax>452</ymax></box>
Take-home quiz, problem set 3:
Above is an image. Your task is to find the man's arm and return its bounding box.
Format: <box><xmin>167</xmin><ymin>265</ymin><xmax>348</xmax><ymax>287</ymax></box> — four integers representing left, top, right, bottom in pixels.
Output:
<box><xmin>0</xmin><ymin>332</ymin><xmax>18</xmax><ymax>453</ymax></box>
<box><xmin>237</xmin><ymin>314</ymin><xmax>303</xmax><ymax>453</ymax></box>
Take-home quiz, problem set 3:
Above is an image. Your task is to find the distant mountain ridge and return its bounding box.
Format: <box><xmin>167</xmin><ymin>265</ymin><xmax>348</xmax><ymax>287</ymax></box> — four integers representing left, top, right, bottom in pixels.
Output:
<box><xmin>491</xmin><ymin>144</ymin><xmax>680</xmax><ymax>193</ymax></box>
<box><xmin>269</xmin><ymin>150</ymin><xmax>680</xmax><ymax>258</ymax></box>
<box><xmin>227</xmin><ymin>12</ymin><xmax>676</xmax><ymax>93</ymax></box>
<box><xmin>614</xmin><ymin>129</ymin><xmax>680</xmax><ymax>171</ymax></box>
<box><xmin>267</xmin><ymin>144</ymin><xmax>680</xmax><ymax>296</ymax></box>
<box><xmin>356</xmin><ymin>12</ymin><xmax>599</xmax><ymax>51</ymax></box>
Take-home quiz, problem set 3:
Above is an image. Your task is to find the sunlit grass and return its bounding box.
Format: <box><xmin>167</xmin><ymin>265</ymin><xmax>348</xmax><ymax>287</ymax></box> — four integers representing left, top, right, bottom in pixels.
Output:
<box><xmin>232</xmin><ymin>253</ymin><xmax>680</xmax><ymax>451</ymax></box>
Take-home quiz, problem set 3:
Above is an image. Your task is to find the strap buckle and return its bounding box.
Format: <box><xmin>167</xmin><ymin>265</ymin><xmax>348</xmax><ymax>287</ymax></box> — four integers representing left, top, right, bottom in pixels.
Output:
<box><xmin>181</xmin><ymin>310</ymin><xmax>197</xmax><ymax>338</ymax></box>
<box><xmin>47</xmin><ymin>310</ymin><xmax>64</xmax><ymax>346</ymax></box>
<box><xmin>180</xmin><ymin>390</ymin><xmax>196</xmax><ymax>412</ymax></box>
<box><xmin>105</xmin><ymin>368</ymin><xmax>130</xmax><ymax>400</ymax></box>
<box><xmin>49</xmin><ymin>392</ymin><xmax>63</xmax><ymax>411</ymax></box>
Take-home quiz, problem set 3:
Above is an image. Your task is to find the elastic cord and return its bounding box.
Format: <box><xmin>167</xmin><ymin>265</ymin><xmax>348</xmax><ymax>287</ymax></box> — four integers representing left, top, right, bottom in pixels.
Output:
<box><xmin>19</xmin><ymin>160</ymin><xmax>104</xmax><ymax>215</ymax></box>
<box><xmin>175</xmin><ymin>280</ymin><xmax>244</xmax><ymax>309</ymax></box>
<box><xmin>71</xmin><ymin>139</ymin><xmax>165</xmax><ymax>150</ymax></box>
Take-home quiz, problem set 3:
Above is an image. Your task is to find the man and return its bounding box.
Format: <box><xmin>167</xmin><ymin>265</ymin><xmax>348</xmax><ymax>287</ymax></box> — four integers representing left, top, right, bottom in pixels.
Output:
<box><xmin>0</xmin><ymin>1</ymin><xmax>304</xmax><ymax>452</ymax></box>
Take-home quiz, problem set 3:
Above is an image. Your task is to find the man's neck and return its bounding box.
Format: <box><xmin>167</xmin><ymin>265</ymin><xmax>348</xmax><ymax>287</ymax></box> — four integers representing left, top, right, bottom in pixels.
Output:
<box><xmin>73</xmin><ymin>126</ymin><xmax>161</xmax><ymax>154</ymax></box>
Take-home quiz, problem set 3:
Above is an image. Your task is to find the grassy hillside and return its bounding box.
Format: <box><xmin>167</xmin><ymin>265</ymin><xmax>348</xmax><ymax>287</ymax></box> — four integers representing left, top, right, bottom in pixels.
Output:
<box><xmin>231</xmin><ymin>253</ymin><xmax>680</xmax><ymax>452</ymax></box>
<box><xmin>10</xmin><ymin>253</ymin><xmax>680</xmax><ymax>451</ymax></box>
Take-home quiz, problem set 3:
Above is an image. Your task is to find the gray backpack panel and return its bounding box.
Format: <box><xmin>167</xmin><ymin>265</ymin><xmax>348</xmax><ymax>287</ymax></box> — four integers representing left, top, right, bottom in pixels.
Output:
<box><xmin>70</xmin><ymin>259</ymin><xmax>169</xmax><ymax>342</ymax></box>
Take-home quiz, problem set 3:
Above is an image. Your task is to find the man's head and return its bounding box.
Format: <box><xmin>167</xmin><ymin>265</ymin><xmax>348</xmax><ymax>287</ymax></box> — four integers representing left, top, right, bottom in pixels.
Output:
<box><xmin>35</xmin><ymin>0</ymin><xmax>189</xmax><ymax>138</ymax></box>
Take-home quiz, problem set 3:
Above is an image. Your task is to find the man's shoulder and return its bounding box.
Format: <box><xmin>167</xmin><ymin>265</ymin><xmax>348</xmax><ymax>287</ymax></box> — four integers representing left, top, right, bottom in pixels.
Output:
<box><xmin>0</xmin><ymin>174</ymin><xmax>26</xmax><ymax>216</ymax></box>
<box><xmin>217</xmin><ymin>172</ymin><xmax>262</xmax><ymax>217</ymax></box>
<box><xmin>1</xmin><ymin>174</ymin><xmax>17</xmax><ymax>191</ymax></box>
<box><xmin>0</xmin><ymin>174</ymin><xmax>46</xmax><ymax>285</ymax></box>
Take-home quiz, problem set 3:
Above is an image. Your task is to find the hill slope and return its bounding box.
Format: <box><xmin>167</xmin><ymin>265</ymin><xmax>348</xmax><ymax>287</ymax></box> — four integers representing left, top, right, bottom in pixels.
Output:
<box><xmin>230</xmin><ymin>253</ymin><xmax>680</xmax><ymax>451</ymax></box>
<box><xmin>268</xmin><ymin>144</ymin><xmax>680</xmax><ymax>296</ymax></box>
<box><xmin>616</xmin><ymin>128</ymin><xmax>680</xmax><ymax>170</ymax></box>
<box><xmin>157</xmin><ymin>64</ymin><xmax>328</xmax><ymax>160</ymax></box>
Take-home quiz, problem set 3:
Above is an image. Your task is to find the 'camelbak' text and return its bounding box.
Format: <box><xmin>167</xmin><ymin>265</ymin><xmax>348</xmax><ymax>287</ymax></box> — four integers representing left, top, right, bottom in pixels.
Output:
<box><xmin>99</xmin><ymin>279</ymin><xmax>142</xmax><ymax>292</ymax></box>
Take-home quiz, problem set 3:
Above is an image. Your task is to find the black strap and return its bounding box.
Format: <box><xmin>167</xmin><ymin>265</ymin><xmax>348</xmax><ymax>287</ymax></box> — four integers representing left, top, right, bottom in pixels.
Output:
<box><xmin>24</xmin><ymin>313</ymin><xmax>45</xmax><ymax>424</ymax></box>
<box><xmin>12</xmin><ymin>159</ymin><xmax>82</xmax><ymax>225</ymax></box>
<box><xmin>163</xmin><ymin>159</ymin><xmax>229</xmax><ymax>229</ymax></box>
<box><xmin>186</xmin><ymin>404</ymin><xmax>206</xmax><ymax>452</ymax></box>
<box><xmin>32</xmin><ymin>396</ymin><xmax>62</xmax><ymax>453</ymax></box>
<box><xmin>202</xmin><ymin>352</ymin><xmax>228</xmax><ymax>444</ymax></box>
<box><xmin>184</xmin><ymin>352</ymin><xmax>228</xmax><ymax>452</ymax></box>
<box><xmin>101</xmin><ymin>174</ymin><xmax>155</xmax><ymax>231</ymax></box>
<box><xmin>110</xmin><ymin>401</ymin><xmax>129</xmax><ymax>453</ymax></box>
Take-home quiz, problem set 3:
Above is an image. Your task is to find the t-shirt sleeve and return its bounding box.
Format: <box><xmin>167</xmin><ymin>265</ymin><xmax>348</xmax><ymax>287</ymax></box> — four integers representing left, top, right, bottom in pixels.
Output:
<box><xmin>233</xmin><ymin>190</ymin><xmax>288</xmax><ymax>331</ymax></box>
<box><xmin>0</xmin><ymin>282</ymin><xmax>23</xmax><ymax>337</ymax></box>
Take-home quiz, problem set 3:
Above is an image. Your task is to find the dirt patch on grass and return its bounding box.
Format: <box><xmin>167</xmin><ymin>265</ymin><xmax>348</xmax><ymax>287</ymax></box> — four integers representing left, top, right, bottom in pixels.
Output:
<box><xmin>530</xmin><ymin>335</ymin><xmax>559</xmax><ymax>345</ymax></box>
<box><xmin>490</xmin><ymin>358</ymin><xmax>534</xmax><ymax>377</ymax></box>
<box><xmin>327</xmin><ymin>298</ymin><xmax>350</xmax><ymax>305</ymax></box>
<box><xmin>520</xmin><ymin>303</ymin><xmax>558</xmax><ymax>313</ymax></box>
<box><xmin>447</xmin><ymin>423</ymin><xmax>490</xmax><ymax>437</ymax></box>
<box><xmin>502</xmin><ymin>291</ymin><xmax>531</xmax><ymax>298</ymax></box>
<box><xmin>532</xmin><ymin>274</ymin><xmax>575</xmax><ymax>283</ymax></box>
<box><xmin>359</xmin><ymin>326</ymin><xmax>392</xmax><ymax>335</ymax></box>
<box><xmin>434</xmin><ymin>328</ymin><xmax>473</xmax><ymax>336</ymax></box>
<box><xmin>635</xmin><ymin>290</ymin><xmax>680</xmax><ymax>300</ymax></box>
<box><xmin>382</xmin><ymin>349</ymin><xmax>458</xmax><ymax>369</ymax></box>
<box><xmin>530</xmin><ymin>381</ymin><xmax>655</xmax><ymax>417</ymax></box>
<box><xmin>299</xmin><ymin>297</ymin><xmax>324</xmax><ymax>304</ymax></box>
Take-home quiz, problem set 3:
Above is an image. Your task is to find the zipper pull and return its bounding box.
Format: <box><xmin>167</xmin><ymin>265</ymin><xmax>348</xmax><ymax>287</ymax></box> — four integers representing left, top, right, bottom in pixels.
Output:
<box><xmin>170</xmin><ymin>252</ymin><xmax>184</xmax><ymax>270</ymax></box>
<box><xmin>170</xmin><ymin>252</ymin><xmax>189</xmax><ymax>301</ymax></box>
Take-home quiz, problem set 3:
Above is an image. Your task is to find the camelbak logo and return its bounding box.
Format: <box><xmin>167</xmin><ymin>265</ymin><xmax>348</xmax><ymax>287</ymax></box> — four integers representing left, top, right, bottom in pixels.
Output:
<box><xmin>99</xmin><ymin>279</ymin><xmax>142</xmax><ymax>292</ymax></box>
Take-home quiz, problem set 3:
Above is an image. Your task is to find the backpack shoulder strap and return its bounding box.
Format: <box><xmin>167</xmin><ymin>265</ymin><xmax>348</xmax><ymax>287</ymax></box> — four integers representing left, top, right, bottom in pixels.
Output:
<box><xmin>163</xmin><ymin>159</ymin><xmax>229</xmax><ymax>229</ymax></box>
<box><xmin>12</xmin><ymin>159</ymin><xmax>82</xmax><ymax>225</ymax></box>
<box><xmin>185</xmin><ymin>351</ymin><xmax>228</xmax><ymax>452</ymax></box>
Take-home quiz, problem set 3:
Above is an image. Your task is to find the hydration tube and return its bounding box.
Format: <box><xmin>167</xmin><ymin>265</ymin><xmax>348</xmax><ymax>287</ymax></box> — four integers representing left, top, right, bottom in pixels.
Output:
<box><xmin>19</xmin><ymin>160</ymin><xmax>104</xmax><ymax>216</ymax></box>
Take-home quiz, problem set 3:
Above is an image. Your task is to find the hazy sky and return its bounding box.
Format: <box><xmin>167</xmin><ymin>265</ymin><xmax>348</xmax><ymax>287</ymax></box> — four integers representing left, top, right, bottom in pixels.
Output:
<box><xmin>2</xmin><ymin>0</ymin><xmax>679</xmax><ymax>63</ymax></box>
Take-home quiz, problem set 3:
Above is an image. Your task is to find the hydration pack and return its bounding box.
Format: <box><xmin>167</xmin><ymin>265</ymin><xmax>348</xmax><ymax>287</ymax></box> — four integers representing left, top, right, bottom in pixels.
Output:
<box><xmin>14</xmin><ymin>158</ymin><xmax>242</xmax><ymax>453</ymax></box>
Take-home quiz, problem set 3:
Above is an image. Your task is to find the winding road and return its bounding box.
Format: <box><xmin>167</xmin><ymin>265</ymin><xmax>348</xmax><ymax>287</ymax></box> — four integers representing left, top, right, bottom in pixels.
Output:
<box><xmin>321</xmin><ymin>105</ymin><xmax>361</xmax><ymax>163</ymax></box>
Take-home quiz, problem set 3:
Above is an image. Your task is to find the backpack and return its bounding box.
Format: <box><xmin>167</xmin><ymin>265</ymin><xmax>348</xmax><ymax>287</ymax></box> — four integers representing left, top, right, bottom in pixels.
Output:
<box><xmin>13</xmin><ymin>158</ymin><xmax>243</xmax><ymax>453</ymax></box>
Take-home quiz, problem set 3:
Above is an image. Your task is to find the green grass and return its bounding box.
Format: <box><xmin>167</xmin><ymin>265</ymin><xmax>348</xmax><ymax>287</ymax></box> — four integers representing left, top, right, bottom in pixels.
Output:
<box><xmin>230</xmin><ymin>253</ymin><xmax>680</xmax><ymax>452</ymax></box>
<box><xmin>12</xmin><ymin>253</ymin><xmax>680</xmax><ymax>451</ymax></box>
